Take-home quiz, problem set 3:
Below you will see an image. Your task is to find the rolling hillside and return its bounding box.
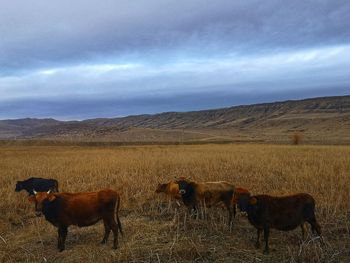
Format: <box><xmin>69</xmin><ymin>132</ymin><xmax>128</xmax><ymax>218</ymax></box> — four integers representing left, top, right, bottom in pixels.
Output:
<box><xmin>1</xmin><ymin>95</ymin><xmax>350</xmax><ymax>144</ymax></box>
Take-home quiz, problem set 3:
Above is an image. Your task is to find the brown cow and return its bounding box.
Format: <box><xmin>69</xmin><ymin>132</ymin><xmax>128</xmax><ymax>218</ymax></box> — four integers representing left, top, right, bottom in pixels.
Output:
<box><xmin>155</xmin><ymin>181</ymin><xmax>182</xmax><ymax>208</ymax></box>
<box><xmin>28</xmin><ymin>189</ymin><xmax>122</xmax><ymax>251</ymax></box>
<box><xmin>237</xmin><ymin>192</ymin><xmax>322</xmax><ymax>254</ymax></box>
<box><xmin>176</xmin><ymin>177</ymin><xmax>235</xmax><ymax>225</ymax></box>
<box><xmin>155</xmin><ymin>181</ymin><xmax>181</xmax><ymax>200</ymax></box>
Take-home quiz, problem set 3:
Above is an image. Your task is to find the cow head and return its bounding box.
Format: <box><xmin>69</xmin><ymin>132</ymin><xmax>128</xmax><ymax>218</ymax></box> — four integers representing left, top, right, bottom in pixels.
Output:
<box><xmin>155</xmin><ymin>183</ymin><xmax>167</xmax><ymax>193</ymax></box>
<box><xmin>175</xmin><ymin>177</ymin><xmax>191</xmax><ymax>195</ymax></box>
<box><xmin>238</xmin><ymin>193</ymin><xmax>258</xmax><ymax>215</ymax></box>
<box><xmin>232</xmin><ymin>188</ymin><xmax>251</xmax><ymax>205</ymax></box>
<box><xmin>28</xmin><ymin>190</ymin><xmax>56</xmax><ymax>217</ymax></box>
<box><xmin>15</xmin><ymin>181</ymin><xmax>23</xmax><ymax>192</ymax></box>
<box><xmin>237</xmin><ymin>193</ymin><xmax>251</xmax><ymax>212</ymax></box>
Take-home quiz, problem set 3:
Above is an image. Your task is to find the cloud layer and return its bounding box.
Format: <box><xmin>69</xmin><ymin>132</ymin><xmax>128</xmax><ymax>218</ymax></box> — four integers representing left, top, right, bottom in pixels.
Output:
<box><xmin>1</xmin><ymin>0</ymin><xmax>350</xmax><ymax>119</ymax></box>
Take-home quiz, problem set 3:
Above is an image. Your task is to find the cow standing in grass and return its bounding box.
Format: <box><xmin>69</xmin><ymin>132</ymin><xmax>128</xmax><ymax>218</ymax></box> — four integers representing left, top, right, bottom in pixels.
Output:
<box><xmin>28</xmin><ymin>189</ymin><xmax>122</xmax><ymax>251</ymax></box>
<box><xmin>155</xmin><ymin>181</ymin><xmax>181</xmax><ymax>200</ymax></box>
<box><xmin>176</xmin><ymin>177</ymin><xmax>235</xmax><ymax>225</ymax></box>
<box><xmin>15</xmin><ymin>177</ymin><xmax>59</xmax><ymax>195</ymax></box>
<box><xmin>155</xmin><ymin>181</ymin><xmax>181</xmax><ymax>208</ymax></box>
<box><xmin>237</xmin><ymin>192</ymin><xmax>322</xmax><ymax>254</ymax></box>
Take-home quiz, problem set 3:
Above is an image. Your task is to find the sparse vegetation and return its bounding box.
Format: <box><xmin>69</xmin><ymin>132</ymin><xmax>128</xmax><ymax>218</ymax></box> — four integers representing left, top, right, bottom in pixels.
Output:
<box><xmin>0</xmin><ymin>144</ymin><xmax>349</xmax><ymax>262</ymax></box>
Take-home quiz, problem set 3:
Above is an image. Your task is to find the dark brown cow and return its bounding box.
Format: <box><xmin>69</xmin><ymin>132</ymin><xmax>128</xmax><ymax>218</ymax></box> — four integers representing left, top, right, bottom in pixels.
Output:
<box><xmin>238</xmin><ymin>192</ymin><xmax>322</xmax><ymax>254</ymax></box>
<box><xmin>28</xmin><ymin>189</ymin><xmax>122</xmax><ymax>251</ymax></box>
<box><xmin>176</xmin><ymin>177</ymin><xmax>235</xmax><ymax>225</ymax></box>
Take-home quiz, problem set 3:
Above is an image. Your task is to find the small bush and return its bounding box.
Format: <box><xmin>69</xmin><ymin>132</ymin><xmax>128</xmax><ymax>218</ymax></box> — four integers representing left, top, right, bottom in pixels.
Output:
<box><xmin>291</xmin><ymin>132</ymin><xmax>303</xmax><ymax>145</ymax></box>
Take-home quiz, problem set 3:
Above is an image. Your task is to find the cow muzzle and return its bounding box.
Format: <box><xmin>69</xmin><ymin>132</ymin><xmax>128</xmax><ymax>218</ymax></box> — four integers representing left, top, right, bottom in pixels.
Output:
<box><xmin>179</xmin><ymin>189</ymin><xmax>186</xmax><ymax>195</ymax></box>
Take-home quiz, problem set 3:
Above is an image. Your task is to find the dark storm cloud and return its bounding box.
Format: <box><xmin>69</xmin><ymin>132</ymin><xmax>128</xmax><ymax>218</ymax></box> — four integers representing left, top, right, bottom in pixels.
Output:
<box><xmin>1</xmin><ymin>0</ymin><xmax>350</xmax><ymax>71</ymax></box>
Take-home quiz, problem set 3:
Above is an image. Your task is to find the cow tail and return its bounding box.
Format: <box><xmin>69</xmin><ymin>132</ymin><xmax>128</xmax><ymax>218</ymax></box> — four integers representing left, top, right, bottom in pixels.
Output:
<box><xmin>116</xmin><ymin>196</ymin><xmax>123</xmax><ymax>236</ymax></box>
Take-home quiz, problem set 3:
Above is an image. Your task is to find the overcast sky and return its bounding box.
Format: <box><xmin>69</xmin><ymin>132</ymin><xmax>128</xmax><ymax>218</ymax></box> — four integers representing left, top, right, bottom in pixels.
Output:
<box><xmin>1</xmin><ymin>0</ymin><xmax>350</xmax><ymax>120</ymax></box>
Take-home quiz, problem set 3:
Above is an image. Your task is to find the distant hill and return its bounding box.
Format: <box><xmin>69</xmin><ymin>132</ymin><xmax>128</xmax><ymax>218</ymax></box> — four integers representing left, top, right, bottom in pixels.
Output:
<box><xmin>1</xmin><ymin>95</ymin><xmax>350</xmax><ymax>144</ymax></box>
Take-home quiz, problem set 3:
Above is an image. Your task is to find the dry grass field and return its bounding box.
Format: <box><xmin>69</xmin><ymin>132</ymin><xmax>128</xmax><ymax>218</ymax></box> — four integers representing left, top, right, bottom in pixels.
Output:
<box><xmin>0</xmin><ymin>144</ymin><xmax>349</xmax><ymax>262</ymax></box>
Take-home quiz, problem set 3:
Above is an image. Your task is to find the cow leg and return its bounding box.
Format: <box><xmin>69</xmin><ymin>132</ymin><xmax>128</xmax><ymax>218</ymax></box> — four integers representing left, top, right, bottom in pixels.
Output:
<box><xmin>107</xmin><ymin>218</ymin><xmax>119</xmax><ymax>249</ymax></box>
<box><xmin>116</xmin><ymin>213</ymin><xmax>123</xmax><ymax>237</ymax></box>
<box><xmin>101</xmin><ymin>219</ymin><xmax>111</xmax><ymax>244</ymax></box>
<box><xmin>202</xmin><ymin>204</ymin><xmax>206</xmax><ymax>220</ymax></box>
<box><xmin>263</xmin><ymin>226</ymin><xmax>270</xmax><ymax>255</ymax></box>
<box><xmin>201</xmin><ymin>202</ymin><xmax>208</xmax><ymax>220</ymax></box>
<box><xmin>58</xmin><ymin>226</ymin><xmax>68</xmax><ymax>252</ymax></box>
<box><xmin>224</xmin><ymin>201</ymin><xmax>233</xmax><ymax>226</ymax></box>
<box><xmin>304</xmin><ymin>205</ymin><xmax>322</xmax><ymax>237</ymax></box>
<box><xmin>187</xmin><ymin>206</ymin><xmax>192</xmax><ymax>218</ymax></box>
<box><xmin>255</xmin><ymin>228</ymin><xmax>262</xmax><ymax>248</ymax></box>
<box><xmin>190</xmin><ymin>205</ymin><xmax>198</xmax><ymax>219</ymax></box>
<box><xmin>57</xmin><ymin>228</ymin><xmax>61</xmax><ymax>250</ymax></box>
<box><xmin>307</xmin><ymin>217</ymin><xmax>323</xmax><ymax>244</ymax></box>
<box><xmin>308</xmin><ymin>218</ymin><xmax>321</xmax><ymax>236</ymax></box>
<box><xmin>301</xmin><ymin>222</ymin><xmax>308</xmax><ymax>240</ymax></box>
<box><xmin>167</xmin><ymin>197</ymin><xmax>171</xmax><ymax>210</ymax></box>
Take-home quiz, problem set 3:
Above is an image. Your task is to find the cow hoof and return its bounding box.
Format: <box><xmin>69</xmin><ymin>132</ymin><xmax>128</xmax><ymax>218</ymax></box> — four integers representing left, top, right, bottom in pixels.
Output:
<box><xmin>263</xmin><ymin>250</ymin><xmax>269</xmax><ymax>255</ymax></box>
<box><xmin>59</xmin><ymin>248</ymin><xmax>65</xmax><ymax>252</ymax></box>
<box><xmin>255</xmin><ymin>243</ymin><xmax>260</xmax><ymax>249</ymax></box>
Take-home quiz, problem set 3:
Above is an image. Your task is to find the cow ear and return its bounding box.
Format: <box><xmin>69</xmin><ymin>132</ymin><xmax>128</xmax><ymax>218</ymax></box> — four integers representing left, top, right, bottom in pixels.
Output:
<box><xmin>48</xmin><ymin>194</ymin><xmax>56</xmax><ymax>202</ymax></box>
<box><xmin>249</xmin><ymin>197</ymin><xmax>257</xmax><ymax>205</ymax></box>
<box><xmin>28</xmin><ymin>195</ymin><xmax>36</xmax><ymax>203</ymax></box>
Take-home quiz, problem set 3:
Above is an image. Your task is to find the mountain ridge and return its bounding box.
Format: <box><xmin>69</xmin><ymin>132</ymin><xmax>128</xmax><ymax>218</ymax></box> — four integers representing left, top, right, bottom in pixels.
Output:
<box><xmin>1</xmin><ymin>95</ymin><xmax>350</xmax><ymax>143</ymax></box>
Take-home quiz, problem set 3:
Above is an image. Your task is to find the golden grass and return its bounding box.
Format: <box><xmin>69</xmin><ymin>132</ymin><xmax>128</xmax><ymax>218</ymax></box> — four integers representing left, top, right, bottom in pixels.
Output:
<box><xmin>0</xmin><ymin>144</ymin><xmax>349</xmax><ymax>262</ymax></box>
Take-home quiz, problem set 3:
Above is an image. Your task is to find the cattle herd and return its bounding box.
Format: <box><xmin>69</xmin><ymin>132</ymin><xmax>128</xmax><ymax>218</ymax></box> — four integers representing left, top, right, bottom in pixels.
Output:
<box><xmin>15</xmin><ymin>176</ymin><xmax>323</xmax><ymax>255</ymax></box>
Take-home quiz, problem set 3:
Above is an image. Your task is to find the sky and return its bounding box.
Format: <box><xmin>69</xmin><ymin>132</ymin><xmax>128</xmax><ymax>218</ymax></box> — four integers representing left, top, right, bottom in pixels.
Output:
<box><xmin>0</xmin><ymin>0</ymin><xmax>350</xmax><ymax>120</ymax></box>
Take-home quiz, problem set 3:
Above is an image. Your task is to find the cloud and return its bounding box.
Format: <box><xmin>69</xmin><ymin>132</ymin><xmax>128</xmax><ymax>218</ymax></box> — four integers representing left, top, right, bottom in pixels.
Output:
<box><xmin>0</xmin><ymin>1</ymin><xmax>349</xmax><ymax>119</ymax></box>
<box><xmin>1</xmin><ymin>0</ymin><xmax>350</xmax><ymax>72</ymax></box>
<box><xmin>1</xmin><ymin>45</ymin><xmax>349</xmax><ymax>100</ymax></box>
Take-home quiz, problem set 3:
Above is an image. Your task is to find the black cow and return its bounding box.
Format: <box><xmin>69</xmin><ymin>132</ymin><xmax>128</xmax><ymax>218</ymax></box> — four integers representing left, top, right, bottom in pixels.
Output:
<box><xmin>15</xmin><ymin>177</ymin><xmax>59</xmax><ymax>196</ymax></box>
<box><xmin>238</xmin><ymin>192</ymin><xmax>322</xmax><ymax>254</ymax></box>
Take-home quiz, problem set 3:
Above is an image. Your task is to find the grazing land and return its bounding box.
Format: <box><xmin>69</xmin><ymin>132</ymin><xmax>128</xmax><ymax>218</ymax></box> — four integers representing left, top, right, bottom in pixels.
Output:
<box><xmin>0</xmin><ymin>144</ymin><xmax>349</xmax><ymax>262</ymax></box>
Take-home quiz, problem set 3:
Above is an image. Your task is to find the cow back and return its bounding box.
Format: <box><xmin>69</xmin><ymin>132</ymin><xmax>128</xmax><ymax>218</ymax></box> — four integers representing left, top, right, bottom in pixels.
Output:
<box><xmin>249</xmin><ymin>193</ymin><xmax>316</xmax><ymax>231</ymax></box>
<box><xmin>44</xmin><ymin>189</ymin><xmax>119</xmax><ymax>227</ymax></box>
<box><xmin>199</xmin><ymin>181</ymin><xmax>235</xmax><ymax>205</ymax></box>
<box><xmin>21</xmin><ymin>177</ymin><xmax>58</xmax><ymax>194</ymax></box>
